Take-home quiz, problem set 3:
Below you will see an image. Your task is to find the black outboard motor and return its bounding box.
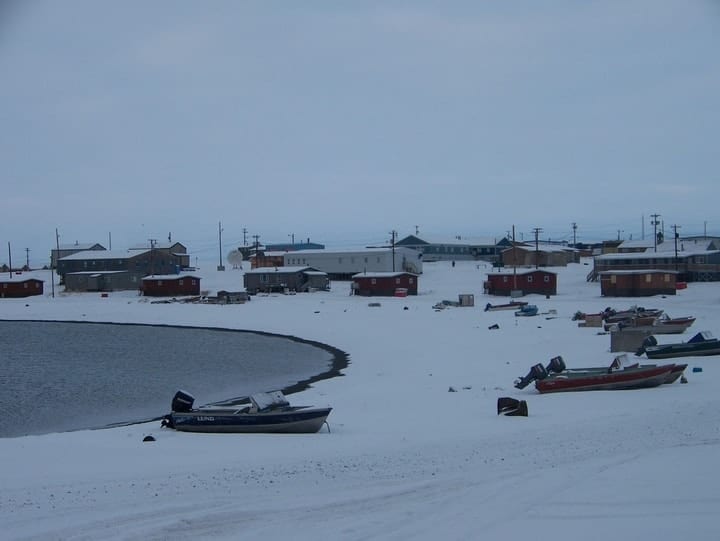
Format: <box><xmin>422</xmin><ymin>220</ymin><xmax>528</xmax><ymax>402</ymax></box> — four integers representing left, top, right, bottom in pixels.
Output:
<box><xmin>171</xmin><ymin>390</ymin><xmax>195</xmax><ymax>412</ymax></box>
<box><xmin>546</xmin><ymin>355</ymin><xmax>566</xmax><ymax>374</ymax></box>
<box><xmin>514</xmin><ymin>363</ymin><xmax>548</xmax><ymax>389</ymax></box>
<box><xmin>636</xmin><ymin>335</ymin><xmax>658</xmax><ymax>356</ymax></box>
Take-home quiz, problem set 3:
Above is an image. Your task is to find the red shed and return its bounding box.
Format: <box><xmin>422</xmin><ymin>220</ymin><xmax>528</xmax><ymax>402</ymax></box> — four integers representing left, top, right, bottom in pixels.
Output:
<box><xmin>351</xmin><ymin>272</ymin><xmax>419</xmax><ymax>296</ymax></box>
<box><xmin>0</xmin><ymin>276</ymin><xmax>44</xmax><ymax>298</ymax></box>
<box><xmin>484</xmin><ymin>269</ymin><xmax>557</xmax><ymax>297</ymax></box>
<box><xmin>142</xmin><ymin>274</ymin><xmax>201</xmax><ymax>297</ymax></box>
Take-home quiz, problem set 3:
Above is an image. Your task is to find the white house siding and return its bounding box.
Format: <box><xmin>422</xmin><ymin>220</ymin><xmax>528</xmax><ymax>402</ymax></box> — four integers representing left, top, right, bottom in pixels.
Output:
<box><xmin>283</xmin><ymin>248</ymin><xmax>422</xmax><ymax>278</ymax></box>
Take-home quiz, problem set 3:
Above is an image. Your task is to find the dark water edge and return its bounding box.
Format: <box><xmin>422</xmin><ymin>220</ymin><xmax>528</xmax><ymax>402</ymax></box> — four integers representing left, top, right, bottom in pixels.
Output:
<box><xmin>0</xmin><ymin>319</ymin><xmax>350</xmax><ymax>437</ymax></box>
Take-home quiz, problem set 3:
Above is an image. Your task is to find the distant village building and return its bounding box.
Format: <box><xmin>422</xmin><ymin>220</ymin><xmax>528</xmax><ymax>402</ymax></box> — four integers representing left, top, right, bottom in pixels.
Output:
<box><xmin>50</xmin><ymin>242</ymin><xmax>105</xmax><ymax>269</ymax></box>
<box><xmin>484</xmin><ymin>269</ymin><xmax>557</xmax><ymax>297</ymax></box>
<box><xmin>395</xmin><ymin>235</ymin><xmax>511</xmax><ymax>263</ymax></box>
<box><xmin>592</xmin><ymin>239</ymin><xmax>720</xmax><ymax>283</ymax></box>
<box><xmin>142</xmin><ymin>274</ymin><xmax>201</xmax><ymax>297</ymax></box>
<box><xmin>58</xmin><ymin>247</ymin><xmax>189</xmax><ymax>292</ymax></box>
<box><xmin>500</xmin><ymin>243</ymin><xmax>577</xmax><ymax>267</ymax></box>
<box><xmin>64</xmin><ymin>271</ymin><xmax>138</xmax><ymax>292</ymax></box>
<box><xmin>243</xmin><ymin>266</ymin><xmax>329</xmax><ymax>294</ymax></box>
<box><xmin>128</xmin><ymin>242</ymin><xmax>191</xmax><ymax>269</ymax></box>
<box><xmin>283</xmin><ymin>247</ymin><xmax>422</xmax><ymax>280</ymax></box>
<box><xmin>351</xmin><ymin>272</ymin><xmax>419</xmax><ymax>296</ymax></box>
<box><xmin>0</xmin><ymin>276</ymin><xmax>44</xmax><ymax>298</ymax></box>
<box><xmin>599</xmin><ymin>270</ymin><xmax>677</xmax><ymax>297</ymax></box>
<box><xmin>250</xmin><ymin>250</ymin><xmax>287</xmax><ymax>269</ymax></box>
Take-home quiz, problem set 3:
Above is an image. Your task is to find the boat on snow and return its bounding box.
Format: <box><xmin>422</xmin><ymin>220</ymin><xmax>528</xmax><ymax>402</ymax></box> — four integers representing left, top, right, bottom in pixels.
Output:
<box><xmin>484</xmin><ymin>301</ymin><xmax>528</xmax><ymax>312</ymax></box>
<box><xmin>514</xmin><ymin>304</ymin><xmax>538</xmax><ymax>317</ymax></box>
<box><xmin>514</xmin><ymin>355</ymin><xmax>680</xmax><ymax>393</ymax></box>
<box><xmin>636</xmin><ymin>331</ymin><xmax>720</xmax><ymax>360</ymax></box>
<box><xmin>162</xmin><ymin>390</ymin><xmax>332</xmax><ymax>434</ymax></box>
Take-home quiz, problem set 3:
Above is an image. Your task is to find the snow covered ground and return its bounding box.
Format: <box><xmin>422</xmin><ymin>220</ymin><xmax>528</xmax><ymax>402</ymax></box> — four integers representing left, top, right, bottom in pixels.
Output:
<box><xmin>2</xmin><ymin>259</ymin><xmax>719</xmax><ymax>540</ymax></box>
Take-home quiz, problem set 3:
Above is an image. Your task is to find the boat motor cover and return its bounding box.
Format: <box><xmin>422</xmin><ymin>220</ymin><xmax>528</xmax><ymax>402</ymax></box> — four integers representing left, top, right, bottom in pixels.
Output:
<box><xmin>250</xmin><ymin>390</ymin><xmax>290</xmax><ymax>412</ymax></box>
<box><xmin>172</xmin><ymin>390</ymin><xmax>195</xmax><ymax>412</ymax></box>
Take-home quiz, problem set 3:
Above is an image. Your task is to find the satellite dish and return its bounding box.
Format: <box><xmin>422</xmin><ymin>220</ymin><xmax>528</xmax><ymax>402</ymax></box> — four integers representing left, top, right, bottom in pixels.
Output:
<box><xmin>227</xmin><ymin>249</ymin><xmax>244</xmax><ymax>269</ymax></box>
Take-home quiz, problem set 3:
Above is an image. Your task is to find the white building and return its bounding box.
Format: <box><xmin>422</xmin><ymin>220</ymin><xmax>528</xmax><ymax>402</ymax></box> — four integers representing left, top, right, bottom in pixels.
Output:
<box><xmin>283</xmin><ymin>247</ymin><xmax>422</xmax><ymax>279</ymax></box>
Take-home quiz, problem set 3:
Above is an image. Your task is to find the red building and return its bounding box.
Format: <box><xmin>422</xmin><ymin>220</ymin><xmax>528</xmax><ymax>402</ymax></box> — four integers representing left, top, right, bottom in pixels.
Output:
<box><xmin>142</xmin><ymin>274</ymin><xmax>201</xmax><ymax>297</ymax></box>
<box><xmin>0</xmin><ymin>276</ymin><xmax>44</xmax><ymax>298</ymax></box>
<box><xmin>599</xmin><ymin>270</ymin><xmax>677</xmax><ymax>297</ymax></box>
<box><xmin>484</xmin><ymin>269</ymin><xmax>557</xmax><ymax>297</ymax></box>
<box><xmin>351</xmin><ymin>272</ymin><xmax>419</xmax><ymax>296</ymax></box>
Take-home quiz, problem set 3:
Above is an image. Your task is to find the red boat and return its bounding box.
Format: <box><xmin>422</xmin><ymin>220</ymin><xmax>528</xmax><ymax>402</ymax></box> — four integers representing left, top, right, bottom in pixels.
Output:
<box><xmin>535</xmin><ymin>364</ymin><xmax>675</xmax><ymax>393</ymax></box>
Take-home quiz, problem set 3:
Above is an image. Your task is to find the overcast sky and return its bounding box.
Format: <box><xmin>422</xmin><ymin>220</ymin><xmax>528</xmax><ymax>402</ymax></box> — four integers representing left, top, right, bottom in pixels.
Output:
<box><xmin>1</xmin><ymin>1</ymin><xmax>718</xmax><ymax>266</ymax></box>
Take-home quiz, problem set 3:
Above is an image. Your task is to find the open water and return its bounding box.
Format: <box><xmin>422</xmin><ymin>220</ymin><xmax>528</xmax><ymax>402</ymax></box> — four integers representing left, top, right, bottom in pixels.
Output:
<box><xmin>0</xmin><ymin>320</ymin><xmax>346</xmax><ymax>438</ymax></box>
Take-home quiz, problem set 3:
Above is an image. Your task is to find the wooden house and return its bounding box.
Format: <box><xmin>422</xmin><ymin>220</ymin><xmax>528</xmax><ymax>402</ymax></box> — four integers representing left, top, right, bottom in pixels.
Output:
<box><xmin>142</xmin><ymin>274</ymin><xmax>201</xmax><ymax>297</ymax></box>
<box><xmin>500</xmin><ymin>243</ymin><xmax>576</xmax><ymax>267</ymax></box>
<box><xmin>64</xmin><ymin>271</ymin><xmax>139</xmax><ymax>292</ymax></box>
<box><xmin>599</xmin><ymin>270</ymin><xmax>677</xmax><ymax>297</ymax></box>
<box><xmin>0</xmin><ymin>276</ymin><xmax>44</xmax><ymax>298</ymax></box>
<box><xmin>484</xmin><ymin>269</ymin><xmax>557</xmax><ymax>297</ymax></box>
<box><xmin>251</xmin><ymin>251</ymin><xmax>287</xmax><ymax>269</ymax></box>
<box><xmin>243</xmin><ymin>266</ymin><xmax>329</xmax><ymax>294</ymax></box>
<box><xmin>351</xmin><ymin>272</ymin><xmax>419</xmax><ymax>296</ymax></box>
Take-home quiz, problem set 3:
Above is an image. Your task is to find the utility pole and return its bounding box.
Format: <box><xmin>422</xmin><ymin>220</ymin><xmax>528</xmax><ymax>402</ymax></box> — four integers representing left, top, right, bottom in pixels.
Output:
<box><xmin>108</xmin><ymin>232</ymin><xmax>112</xmax><ymax>250</ymax></box>
<box><xmin>217</xmin><ymin>221</ymin><xmax>225</xmax><ymax>271</ymax></box>
<box><xmin>148</xmin><ymin>238</ymin><xmax>157</xmax><ymax>275</ymax></box>
<box><xmin>243</xmin><ymin>228</ymin><xmax>248</xmax><ymax>246</ymax></box>
<box><xmin>7</xmin><ymin>242</ymin><xmax>11</xmax><ymax>277</ymax></box>
<box><xmin>532</xmin><ymin>227</ymin><xmax>543</xmax><ymax>269</ymax></box>
<box><xmin>572</xmin><ymin>222</ymin><xmax>577</xmax><ymax>247</ymax></box>
<box><xmin>389</xmin><ymin>230</ymin><xmax>397</xmax><ymax>272</ymax></box>
<box><xmin>672</xmin><ymin>224</ymin><xmax>681</xmax><ymax>272</ymax></box>
<box><xmin>617</xmin><ymin>230</ymin><xmax>623</xmax><ymax>241</ymax></box>
<box><xmin>650</xmin><ymin>213</ymin><xmax>661</xmax><ymax>252</ymax></box>
<box><xmin>414</xmin><ymin>225</ymin><xmax>419</xmax><ymax>236</ymax></box>
<box><xmin>25</xmin><ymin>248</ymin><xmax>30</xmax><ymax>270</ymax></box>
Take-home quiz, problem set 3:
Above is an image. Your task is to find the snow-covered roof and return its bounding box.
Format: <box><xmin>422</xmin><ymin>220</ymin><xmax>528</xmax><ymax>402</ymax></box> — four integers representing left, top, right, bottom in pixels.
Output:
<box><xmin>59</xmin><ymin>249</ymin><xmax>150</xmax><ymax>261</ymax></box>
<box><xmin>56</xmin><ymin>243</ymin><xmax>104</xmax><ymax>251</ymax></box>
<box><xmin>595</xmin><ymin>250</ymin><xmax>719</xmax><ymax>261</ymax></box>
<box><xmin>244</xmin><ymin>266</ymin><xmax>317</xmax><ymax>274</ymax></box>
<box><xmin>352</xmin><ymin>271</ymin><xmax>418</xmax><ymax>278</ymax></box>
<box><xmin>618</xmin><ymin>239</ymin><xmax>655</xmax><ymax>249</ymax></box>
<box><xmin>0</xmin><ymin>274</ymin><xmax>44</xmax><ymax>283</ymax></box>
<box><xmin>142</xmin><ymin>274</ymin><xmax>200</xmax><ymax>281</ymax></box>
<box><xmin>65</xmin><ymin>270</ymin><xmax>129</xmax><ymax>276</ymax></box>
<box><xmin>402</xmin><ymin>235</ymin><xmax>505</xmax><ymax>246</ymax></box>
<box><xmin>487</xmin><ymin>268</ymin><xmax>557</xmax><ymax>276</ymax></box>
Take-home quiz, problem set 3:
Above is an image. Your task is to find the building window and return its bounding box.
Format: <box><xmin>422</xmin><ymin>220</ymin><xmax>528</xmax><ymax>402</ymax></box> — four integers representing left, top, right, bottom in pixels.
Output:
<box><xmin>158</xmin><ymin>281</ymin><xmax>163</xmax><ymax>286</ymax></box>
<box><xmin>409</xmin><ymin>277</ymin><xmax>414</xmax><ymax>284</ymax></box>
<box><xmin>544</xmin><ymin>275</ymin><xmax>550</xmax><ymax>282</ymax></box>
<box><xmin>364</xmin><ymin>257</ymin><xmax>368</xmax><ymax>263</ymax></box>
<box><xmin>24</xmin><ymin>283</ymin><xmax>28</xmax><ymax>288</ymax></box>
<box><xmin>339</xmin><ymin>258</ymin><xmax>343</xmax><ymax>264</ymax></box>
<box><xmin>527</xmin><ymin>276</ymin><xmax>533</xmax><ymax>283</ymax></box>
<box><xmin>664</xmin><ymin>274</ymin><xmax>670</xmax><ymax>282</ymax></box>
<box><xmin>611</xmin><ymin>275</ymin><xmax>617</xmax><ymax>284</ymax></box>
<box><xmin>179</xmin><ymin>280</ymin><xmax>184</xmax><ymax>285</ymax></box>
<box><xmin>371</xmin><ymin>278</ymin><xmax>376</xmax><ymax>285</ymax></box>
<box><xmin>503</xmin><ymin>276</ymin><xmax>508</xmax><ymax>283</ymax></box>
<box><xmin>191</xmin><ymin>280</ymin><xmax>197</xmax><ymax>285</ymax></box>
<box><xmin>645</xmin><ymin>274</ymin><xmax>652</xmax><ymax>283</ymax></box>
<box><xmin>396</xmin><ymin>278</ymin><xmax>401</xmax><ymax>284</ymax></box>
<box><xmin>377</xmin><ymin>257</ymin><xmax>381</xmax><ymax>263</ymax></box>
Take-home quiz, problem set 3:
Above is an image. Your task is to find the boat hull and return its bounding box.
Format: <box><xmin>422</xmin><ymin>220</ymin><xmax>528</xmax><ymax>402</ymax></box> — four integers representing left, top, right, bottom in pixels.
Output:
<box><xmin>535</xmin><ymin>365</ymin><xmax>674</xmax><ymax>393</ymax></box>
<box><xmin>167</xmin><ymin>407</ymin><xmax>332</xmax><ymax>434</ymax></box>
<box><xmin>645</xmin><ymin>344</ymin><xmax>720</xmax><ymax>359</ymax></box>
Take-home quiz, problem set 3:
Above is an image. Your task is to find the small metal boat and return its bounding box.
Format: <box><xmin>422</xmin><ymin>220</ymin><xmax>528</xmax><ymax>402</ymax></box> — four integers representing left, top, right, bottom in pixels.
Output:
<box><xmin>484</xmin><ymin>301</ymin><xmax>528</xmax><ymax>312</ymax></box>
<box><xmin>162</xmin><ymin>390</ymin><xmax>332</xmax><ymax>434</ymax></box>
<box><xmin>636</xmin><ymin>331</ymin><xmax>720</xmax><ymax>359</ymax></box>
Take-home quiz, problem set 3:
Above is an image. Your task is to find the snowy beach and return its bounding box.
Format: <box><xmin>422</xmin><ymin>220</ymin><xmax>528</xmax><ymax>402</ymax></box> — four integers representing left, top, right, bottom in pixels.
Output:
<box><xmin>1</xmin><ymin>259</ymin><xmax>719</xmax><ymax>540</ymax></box>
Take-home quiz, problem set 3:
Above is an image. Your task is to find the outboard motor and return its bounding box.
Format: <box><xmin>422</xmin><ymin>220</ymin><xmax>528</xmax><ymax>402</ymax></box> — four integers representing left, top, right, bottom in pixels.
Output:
<box><xmin>546</xmin><ymin>355</ymin><xmax>566</xmax><ymax>374</ymax></box>
<box><xmin>514</xmin><ymin>363</ymin><xmax>548</xmax><ymax>389</ymax></box>
<box><xmin>171</xmin><ymin>390</ymin><xmax>195</xmax><ymax>412</ymax></box>
<box><xmin>635</xmin><ymin>335</ymin><xmax>658</xmax><ymax>356</ymax></box>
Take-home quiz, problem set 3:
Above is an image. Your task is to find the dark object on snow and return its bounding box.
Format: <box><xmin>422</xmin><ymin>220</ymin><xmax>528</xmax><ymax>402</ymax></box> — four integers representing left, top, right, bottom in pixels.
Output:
<box><xmin>143</xmin><ymin>435</ymin><xmax>156</xmax><ymax>442</ymax></box>
<box><xmin>497</xmin><ymin>397</ymin><xmax>528</xmax><ymax>417</ymax></box>
<box><xmin>448</xmin><ymin>386</ymin><xmax>457</xmax><ymax>392</ymax></box>
<box><xmin>514</xmin><ymin>363</ymin><xmax>548</xmax><ymax>389</ymax></box>
<box><xmin>488</xmin><ymin>323</ymin><xmax>500</xmax><ymax>330</ymax></box>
